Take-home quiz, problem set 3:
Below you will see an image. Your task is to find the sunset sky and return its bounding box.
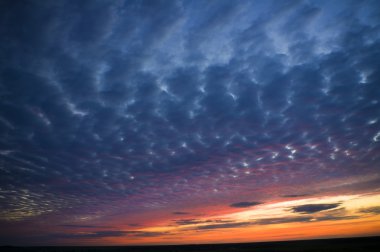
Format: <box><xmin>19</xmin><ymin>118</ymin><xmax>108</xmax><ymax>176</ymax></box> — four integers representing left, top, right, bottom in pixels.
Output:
<box><xmin>0</xmin><ymin>0</ymin><xmax>380</xmax><ymax>246</ymax></box>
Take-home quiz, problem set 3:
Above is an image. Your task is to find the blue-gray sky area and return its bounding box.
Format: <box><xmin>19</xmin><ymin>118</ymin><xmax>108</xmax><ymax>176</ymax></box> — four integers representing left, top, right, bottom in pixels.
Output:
<box><xmin>0</xmin><ymin>0</ymin><xmax>379</xmax><ymax>246</ymax></box>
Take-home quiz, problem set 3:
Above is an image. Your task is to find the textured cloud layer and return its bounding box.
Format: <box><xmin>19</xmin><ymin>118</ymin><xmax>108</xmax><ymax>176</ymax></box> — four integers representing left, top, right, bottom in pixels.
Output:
<box><xmin>0</xmin><ymin>0</ymin><xmax>380</xmax><ymax>244</ymax></box>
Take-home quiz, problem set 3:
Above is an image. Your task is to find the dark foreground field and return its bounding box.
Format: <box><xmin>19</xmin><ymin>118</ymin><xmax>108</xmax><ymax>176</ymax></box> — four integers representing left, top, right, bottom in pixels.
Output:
<box><xmin>2</xmin><ymin>236</ymin><xmax>379</xmax><ymax>252</ymax></box>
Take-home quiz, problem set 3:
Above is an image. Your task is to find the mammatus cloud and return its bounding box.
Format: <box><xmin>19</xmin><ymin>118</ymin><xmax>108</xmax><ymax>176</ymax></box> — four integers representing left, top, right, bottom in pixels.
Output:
<box><xmin>0</xmin><ymin>0</ymin><xmax>379</xmax><ymax>245</ymax></box>
<box><xmin>230</xmin><ymin>202</ymin><xmax>262</xmax><ymax>208</ymax></box>
<box><xmin>291</xmin><ymin>203</ymin><xmax>341</xmax><ymax>214</ymax></box>
<box><xmin>1</xmin><ymin>0</ymin><xmax>379</xmax><ymax>222</ymax></box>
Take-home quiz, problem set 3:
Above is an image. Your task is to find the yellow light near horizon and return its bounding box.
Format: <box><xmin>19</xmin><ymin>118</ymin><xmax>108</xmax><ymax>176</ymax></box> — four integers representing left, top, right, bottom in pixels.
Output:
<box><xmin>99</xmin><ymin>193</ymin><xmax>380</xmax><ymax>246</ymax></box>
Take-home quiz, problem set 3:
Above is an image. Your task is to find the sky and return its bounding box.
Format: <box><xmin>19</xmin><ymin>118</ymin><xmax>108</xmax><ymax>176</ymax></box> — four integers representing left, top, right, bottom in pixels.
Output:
<box><xmin>0</xmin><ymin>0</ymin><xmax>380</xmax><ymax>246</ymax></box>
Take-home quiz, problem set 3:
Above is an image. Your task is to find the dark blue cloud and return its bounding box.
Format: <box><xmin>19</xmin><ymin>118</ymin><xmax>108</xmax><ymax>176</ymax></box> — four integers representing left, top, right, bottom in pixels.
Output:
<box><xmin>0</xmin><ymin>0</ymin><xmax>380</xmax><ymax>244</ymax></box>
<box><xmin>282</xmin><ymin>194</ymin><xmax>313</xmax><ymax>198</ymax></box>
<box><xmin>291</xmin><ymin>203</ymin><xmax>341</xmax><ymax>214</ymax></box>
<box><xmin>230</xmin><ymin>201</ymin><xmax>262</xmax><ymax>208</ymax></box>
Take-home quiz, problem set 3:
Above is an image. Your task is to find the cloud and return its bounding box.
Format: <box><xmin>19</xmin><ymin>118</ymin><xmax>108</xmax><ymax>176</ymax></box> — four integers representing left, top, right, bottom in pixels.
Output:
<box><xmin>359</xmin><ymin>206</ymin><xmax>380</xmax><ymax>215</ymax></box>
<box><xmin>0</xmin><ymin>0</ymin><xmax>379</xmax><ymax>244</ymax></box>
<box><xmin>282</xmin><ymin>193</ymin><xmax>313</xmax><ymax>198</ymax></box>
<box><xmin>195</xmin><ymin>222</ymin><xmax>251</xmax><ymax>230</ymax></box>
<box><xmin>187</xmin><ymin>212</ymin><xmax>356</xmax><ymax>230</ymax></box>
<box><xmin>174</xmin><ymin>219</ymin><xmax>210</xmax><ymax>226</ymax></box>
<box><xmin>128</xmin><ymin>223</ymin><xmax>141</xmax><ymax>227</ymax></box>
<box><xmin>172</xmin><ymin>211</ymin><xmax>190</xmax><ymax>215</ymax></box>
<box><xmin>59</xmin><ymin>224</ymin><xmax>113</xmax><ymax>229</ymax></box>
<box><xmin>314</xmin><ymin>215</ymin><xmax>359</xmax><ymax>221</ymax></box>
<box><xmin>230</xmin><ymin>201</ymin><xmax>262</xmax><ymax>208</ymax></box>
<box><xmin>174</xmin><ymin>218</ymin><xmax>234</xmax><ymax>227</ymax></box>
<box><xmin>55</xmin><ymin>230</ymin><xmax>168</xmax><ymax>239</ymax></box>
<box><xmin>130</xmin><ymin>231</ymin><xmax>169</xmax><ymax>238</ymax></box>
<box><xmin>58</xmin><ymin>230</ymin><xmax>129</xmax><ymax>239</ymax></box>
<box><xmin>255</xmin><ymin>216</ymin><xmax>312</xmax><ymax>225</ymax></box>
<box><xmin>291</xmin><ymin>203</ymin><xmax>342</xmax><ymax>214</ymax></box>
<box><xmin>254</xmin><ymin>214</ymin><xmax>359</xmax><ymax>225</ymax></box>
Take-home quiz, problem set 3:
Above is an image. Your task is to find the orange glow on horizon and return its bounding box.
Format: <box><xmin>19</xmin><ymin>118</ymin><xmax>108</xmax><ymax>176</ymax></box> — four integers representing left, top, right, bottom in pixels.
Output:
<box><xmin>63</xmin><ymin>192</ymin><xmax>380</xmax><ymax>246</ymax></box>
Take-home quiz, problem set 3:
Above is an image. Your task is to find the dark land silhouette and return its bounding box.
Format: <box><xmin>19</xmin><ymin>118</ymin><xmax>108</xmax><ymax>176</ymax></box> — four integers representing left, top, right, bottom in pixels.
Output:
<box><xmin>2</xmin><ymin>236</ymin><xmax>379</xmax><ymax>252</ymax></box>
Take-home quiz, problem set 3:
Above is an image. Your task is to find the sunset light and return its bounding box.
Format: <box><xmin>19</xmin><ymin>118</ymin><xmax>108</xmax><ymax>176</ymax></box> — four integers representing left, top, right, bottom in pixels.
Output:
<box><xmin>0</xmin><ymin>0</ymin><xmax>379</xmax><ymax>249</ymax></box>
